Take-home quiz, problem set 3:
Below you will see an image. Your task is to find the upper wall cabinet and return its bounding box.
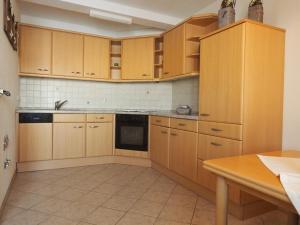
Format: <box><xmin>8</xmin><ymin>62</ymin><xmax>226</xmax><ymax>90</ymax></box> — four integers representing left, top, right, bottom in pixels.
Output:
<box><xmin>162</xmin><ymin>14</ymin><xmax>218</xmax><ymax>79</ymax></box>
<box><xmin>52</xmin><ymin>31</ymin><xmax>84</xmax><ymax>77</ymax></box>
<box><xmin>84</xmin><ymin>36</ymin><xmax>110</xmax><ymax>79</ymax></box>
<box><xmin>122</xmin><ymin>37</ymin><xmax>154</xmax><ymax>80</ymax></box>
<box><xmin>19</xmin><ymin>26</ymin><xmax>52</xmax><ymax>75</ymax></box>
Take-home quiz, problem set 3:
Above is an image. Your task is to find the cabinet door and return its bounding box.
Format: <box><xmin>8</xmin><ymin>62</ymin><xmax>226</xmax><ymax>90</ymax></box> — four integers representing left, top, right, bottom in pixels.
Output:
<box><xmin>52</xmin><ymin>31</ymin><xmax>84</xmax><ymax>77</ymax></box>
<box><xmin>86</xmin><ymin>123</ymin><xmax>113</xmax><ymax>157</ymax></box>
<box><xmin>19</xmin><ymin>26</ymin><xmax>52</xmax><ymax>75</ymax></box>
<box><xmin>53</xmin><ymin>123</ymin><xmax>85</xmax><ymax>159</ymax></box>
<box><xmin>84</xmin><ymin>36</ymin><xmax>110</xmax><ymax>79</ymax></box>
<box><xmin>19</xmin><ymin>124</ymin><xmax>52</xmax><ymax>162</ymax></box>
<box><xmin>122</xmin><ymin>37</ymin><xmax>154</xmax><ymax>80</ymax></box>
<box><xmin>169</xmin><ymin>129</ymin><xmax>197</xmax><ymax>181</ymax></box>
<box><xmin>150</xmin><ymin>125</ymin><xmax>169</xmax><ymax>168</ymax></box>
<box><xmin>163</xmin><ymin>25</ymin><xmax>185</xmax><ymax>78</ymax></box>
<box><xmin>199</xmin><ymin>25</ymin><xmax>245</xmax><ymax>124</ymax></box>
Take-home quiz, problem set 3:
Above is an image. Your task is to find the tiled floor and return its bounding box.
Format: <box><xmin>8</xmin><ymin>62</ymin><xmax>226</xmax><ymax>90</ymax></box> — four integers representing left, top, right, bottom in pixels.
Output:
<box><xmin>0</xmin><ymin>164</ymin><xmax>289</xmax><ymax>225</ymax></box>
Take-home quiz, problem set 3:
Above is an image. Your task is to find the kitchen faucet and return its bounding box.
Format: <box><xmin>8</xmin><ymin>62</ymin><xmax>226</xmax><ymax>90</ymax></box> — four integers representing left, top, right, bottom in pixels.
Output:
<box><xmin>55</xmin><ymin>100</ymin><xmax>68</xmax><ymax>110</ymax></box>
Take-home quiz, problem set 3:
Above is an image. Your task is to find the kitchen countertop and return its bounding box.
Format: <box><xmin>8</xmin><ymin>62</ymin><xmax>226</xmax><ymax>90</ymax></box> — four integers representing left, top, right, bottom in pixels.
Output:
<box><xmin>16</xmin><ymin>108</ymin><xmax>199</xmax><ymax>120</ymax></box>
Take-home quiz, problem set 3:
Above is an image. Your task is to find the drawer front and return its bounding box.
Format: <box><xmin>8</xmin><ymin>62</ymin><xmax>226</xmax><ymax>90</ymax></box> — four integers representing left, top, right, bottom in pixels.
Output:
<box><xmin>170</xmin><ymin>118</ymin><xmax>198</xmax><ymax>132</ymax></box>
<box><xmin>151</xmin><ymin>116</ymin><xmax>170</xmax><ymax>127</ymax></box>
<box><xmin>198</xmin><ymin>134</ymin><xmax>242</xmax><ymax>160</ymax></box>
<box><xmin>87</xmin><ymin>114</ymin><xmax>113</xmax><ymax>123</ymax></box>
<box><xmin>198</xmin><ymin>121</ymin><xmax>242</xmax><ymax>140</ymax></box>
<box><xmin>53</xmin><ymin>114</ymin><xmax>86</xmax><ymax>123</ymax></box>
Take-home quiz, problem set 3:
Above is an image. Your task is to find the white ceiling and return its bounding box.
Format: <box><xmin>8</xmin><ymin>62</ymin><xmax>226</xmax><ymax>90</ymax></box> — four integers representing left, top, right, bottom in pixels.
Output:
<box><xmin>20</xmin><ymin>0</ymin><xmax>216</xmax><ymax>29</ymax></box>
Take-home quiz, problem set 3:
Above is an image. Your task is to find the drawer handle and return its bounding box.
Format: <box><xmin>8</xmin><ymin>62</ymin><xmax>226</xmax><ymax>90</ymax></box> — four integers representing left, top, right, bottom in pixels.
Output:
<box><xmin>211</xmin><ymin>128</ymin><xmax>223</xmax><ymax>132</ymax></box>
<box><xmin>178</xmin><ymin>123</ymin><xmax>186</xmax><ymax>126</ymax></box>
<box><xmin>91</xmin><ymin>73</ymin><xmax>96</xmax><ymax>75</ymax></box>
<box><xmin>73</xmin><ymin>126</ymin><xmax>83</xmax><ymax>129</ymax></box>
<box><xmin>142</xmin><ymin>74</ymin><xmax>148</xmax><ymax>77</ymax></box>
<box><xmin>210</xmin><ymin>142</ymin><xmax>222</xmax><ymax>147</ymax></box>
<box><xmin>156</xmin><ymin>120</ymin><xmax>162</xmax><ymax>123</ymax></box>
<box><xmin>163</xmin><ymin>72</ymin><xmax>169</xmax><ymax>74</ymax></box>
<box><xmin>170</xmin><ymin>133</ymin><xmax>177</xmax><ymax>136</ymax></box>
<box><xmin>89</xmin><ymin>125</ymin><xmax>99</xmax><ymax>128</ymax></box>
<box><xmin>161</xmin><ymin>131</ymin><xmax>168</xmax><ymax>134</ymax></box>
<box><xmin>96</xmin><ymin>117</ymin><xmax>105</xmax><ymax>119</ymax></box>
<box><xmin>200</xmin><ymin>113</ymin><xmax>210</xmax><ymax>117</ymax></box>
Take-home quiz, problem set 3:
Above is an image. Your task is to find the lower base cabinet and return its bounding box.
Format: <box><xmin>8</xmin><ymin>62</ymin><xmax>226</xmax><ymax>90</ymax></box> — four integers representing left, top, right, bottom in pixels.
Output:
<box><xmin>150</xmin><ymin>124</ymin><xmax>170</xmax><ymax>168</ymax></box>
<box><xmin>53</xmin><ymin>123</ymin><xmax>85</xmax><ymax>159</ymax></box>
<box><xmin>169</xmin><ymin>128</ymin><xmax>197</xmax><ymax>181</ymax></box>
<box><xmin>86</xmin><ymin>122</ymin><xmax>113</xmax><ymax>157</ymax></box>
<box><xmin>19</xmin><ymin>123</ymin><xmax>53</xmax><ymax>162</ymax></box>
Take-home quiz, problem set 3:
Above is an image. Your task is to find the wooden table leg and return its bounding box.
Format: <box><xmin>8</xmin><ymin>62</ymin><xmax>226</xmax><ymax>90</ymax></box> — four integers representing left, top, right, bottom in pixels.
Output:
<box><xmin>216</xmin><ymin>176</ymin><xmax>229</xmax><ymax>225</ymax></box>
<box><xmin>287</xmin><ymin>212</ymin><xmax>299</xmax><ymax>225</ymax></box>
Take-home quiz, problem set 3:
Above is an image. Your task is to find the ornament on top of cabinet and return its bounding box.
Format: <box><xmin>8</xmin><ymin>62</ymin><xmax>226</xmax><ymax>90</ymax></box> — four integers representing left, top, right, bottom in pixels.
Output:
<box><xmin>248</xmin><ymin>0</ymin><xmax>264</xmax><ymax>22</ymax></box>
<box><xmin>218</xmin><ymin>0</ymin><xmax>236</xmax><ymax>28</ymax></box>
<box><xmin>3</xmin><ymin>0</ymin><xmax>18</xmax><ymax>51</ymax></box>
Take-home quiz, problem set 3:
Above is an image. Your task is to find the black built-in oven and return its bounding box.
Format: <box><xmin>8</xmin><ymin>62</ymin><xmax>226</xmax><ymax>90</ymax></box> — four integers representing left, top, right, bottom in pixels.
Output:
<box><xmin>115</xmin><ymin>114</ymin><xmax>148</xmax><ymax>151</ymax></box>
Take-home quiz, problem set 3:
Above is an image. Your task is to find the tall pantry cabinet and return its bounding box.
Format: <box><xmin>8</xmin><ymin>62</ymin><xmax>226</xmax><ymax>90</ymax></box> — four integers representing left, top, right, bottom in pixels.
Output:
<box><xmin>197</xmin><ymin>20</ymin><xmax>285</xmax><ymax>211</ymax></box>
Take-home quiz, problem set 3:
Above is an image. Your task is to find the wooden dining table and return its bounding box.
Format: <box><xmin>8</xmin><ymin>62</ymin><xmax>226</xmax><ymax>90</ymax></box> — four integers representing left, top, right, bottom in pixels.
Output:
<box><xmin>203</xmin><ymin>150</ymin><xmax>300</xmax><ymax>225</ymax></box>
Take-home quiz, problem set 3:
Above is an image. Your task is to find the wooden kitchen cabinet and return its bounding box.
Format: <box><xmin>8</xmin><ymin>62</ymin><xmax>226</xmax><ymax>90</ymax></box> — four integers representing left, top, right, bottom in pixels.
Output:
<box><xmin>19</xmin><ymin>123</ymin><xmax>52</xmax><ymax>162</ymax></box>
<box><xmin>150</xmin><ymin>125</ymin><xmax>169</xmax><ymax>168</ymax></box>
<box><xmin>84</xmin><ymin>36</ymin><xmax>110</xmax><ymax>79</ymax></box>
<box><xmin>53</xmin><ymin>123</ymin><xmax>85</xmax><ymax>159</ymax></box>
<box><xmin>169</xmin><ymin>128</ymin><xmax>197</xmax><ymax>181</ymax></box>
<box><xmin>163</xmin><ymin>25</ymin><xmax>185</xmax><ymax>78</ymax></box>
<box><xmin>199</xmin><ymin>24</ymin><xmax>244</xmax><ymax>124</ymax></box>
<box><xmin>121</xmin><ymin>37</ymin><xmax>154</xmax><ymax>80</ymax></box>
<box><xmin>52</xmin><ymin>31</ymin><xmax>84</xmax><ymax>77</ymax></box>
<box><xmin>19</xmin><ymin>26</ymin><xmax>52</xmax><ymax>75</ymax></box>
<box><xmin>86</xmin><ymin>122</ymin><xmax>113</xmax><ymax>157</ymax></box>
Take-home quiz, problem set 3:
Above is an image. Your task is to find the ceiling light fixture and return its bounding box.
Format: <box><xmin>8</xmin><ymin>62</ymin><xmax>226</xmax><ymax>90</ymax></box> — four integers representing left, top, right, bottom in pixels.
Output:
<box><xmin>90</xmin><ymin>9</ymin><xmax>133</xmax><ymax>24</ymax></box>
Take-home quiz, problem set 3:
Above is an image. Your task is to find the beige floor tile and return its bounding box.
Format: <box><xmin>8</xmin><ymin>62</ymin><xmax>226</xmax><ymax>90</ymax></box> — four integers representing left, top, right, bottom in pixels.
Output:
<box><xmin>55</xmin><ymin>188</ymin><xmax>87</xmax><ymax>201</ymax></box>
<box><xmin>159</xmin><ymin>205</ymin><xmax>194</xmax><ymax>224</ymax></box>
<box><xmin>39</xmin><ymin>216</ymin><xmax>78</xmax><ymax>225</ymax></box>
<box><xmin>142</xmin><ymin>191</ymin><xmax>171</xmax><ymax>204</ymax></box>
<box><xmin>106</xmin><ymin>175</ymin><xmax>134</xmax><ymax>186</ymax></box>
<box><xmin>0</xmin><ymin>206</ymin><xmax>25</xmax><ymax>222</ymax></box>
<box><xmin>154</xmin><ymin>219</ymin><xmax>189</xmax><ymax>225</ymax></box>
<box><xmin>7</xmin><ymin>191</ymin><xmax>47</xmax><ymax>209</ymax></box>
<box><xmin>228</xmin><ymin>215</ymin><xmax>264</xmax><ymax>225</ymax></box>
<box><xmin>116</xmin><ymin>212</ymin><xmax>156</xmax><ymax>225</ymax></box>
<box><xmin>195</xmin><ymin>197</ymin><xmax>215</xmax><ymax>211</ymax></box>
<box><xmin>0</xmin><ymin>210</ymin><xmax>49</xmax><ymax>225</ymax></box>
<box><xmin>73</xmin><ymin>178</ymin><xmax>102</xmax><ymax>191</ymax></box>
<box><xmin>166</xmin><ymin>194</ymin><xmax>197</xmax><ymax>208</ymax></box>
<box><xmin>12</xmin><ymin>182</ymin><xmax>48</xmax><ymax>193</ymax></box>
<box><xmin>31</xmin><ymin>198</ymin><xmax>72</xmax><ymax>214</ymax></box>
<box><xmin>32</xmin><ymin>183</ymin><xmax>69</xmax><ymax>197</ymax></box>
<box><xmin>16</xmin><ymin>172</ymin><xmax>58</xmax><ymax>184</ymax></box>
<box><xmin>149</xmin><ymin>182</ymin><xmax>176</xmax><ymax>194</ymax></box>
<box><xmin>172</xmin><ymin>185</ymin><xmax>198</xmax><ymax>198</ymax></box>
<box><xmin>192</xmin><ymin>208</ymin><xmax>214</xmax><ymax>225</ymax></box>
<box><xmin>103</xmin><ymin>196</ymin><xmax>137</xmax><ymax>211</ymax></box>
<box><xmin>129</xmin><ymin>199</ymin><xmax>164</xmax><ymax>217</ymax></box>
<box><xmin>76</xmin><ymin>192</ymin><xmax>111</xmax><ymax>207</ymax></box>
<box><xmin>116</xmin><ymin>186</ymin><xmax>147</xmax><ymax>199</ymax></box>
<box><xmin>83</xmin><ymin>207</ymin><xmax>125</xmax><ymax>225</ymax></box>
<box><xmin>54</xmin><ymin>202</ymin><xmax>97</xmax><ymax>221</ymax></box>
<box><xmin>92</xmin><ymin>183</ymin><xmax>125</xmax><ymax>196</ymax></box>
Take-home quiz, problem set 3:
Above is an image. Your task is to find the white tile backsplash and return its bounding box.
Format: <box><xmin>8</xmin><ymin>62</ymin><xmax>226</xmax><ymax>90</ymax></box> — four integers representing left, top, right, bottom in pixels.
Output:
<box><xmin>19</xmin><ymin>77</ymin><xmax>199</xmax><ymax>111</ymax></box>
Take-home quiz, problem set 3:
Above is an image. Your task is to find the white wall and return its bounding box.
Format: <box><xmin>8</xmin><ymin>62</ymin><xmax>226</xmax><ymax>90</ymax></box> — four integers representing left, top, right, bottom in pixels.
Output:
<box><xmin>198</xmin><ymin>0</ymin><xmax>300</xmax><ymax>150</ymax></box>
<box><xmin>0</xmin><ymin>1</ymin><xmax>19</xmax><ymax>207</ymax></box>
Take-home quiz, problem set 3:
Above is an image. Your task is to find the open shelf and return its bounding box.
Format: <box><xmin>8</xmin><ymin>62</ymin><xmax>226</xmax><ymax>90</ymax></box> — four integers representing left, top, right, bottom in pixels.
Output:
<box><xmin>187</xmin><ymin>36</ymin><xmax>201</xmax><ymax>42</ymax></box>
<box><xmin>111</xmin><ymin>53</ymin><xmax>121</xmax><ymax>57</ymax></box>
<box><xmin>187</xmin><ymin>53</ymin><xmax>200</xmax><ymax>57</ymax></box>
<box><xmin>154</xmin><ymin>63</ymin><xmax>163</xmax><ymax>67</ymax></box>
<box><xmin>110</xmin><ymin>66</ymin><xmax>121</xmax><ymax>70</ymax></box>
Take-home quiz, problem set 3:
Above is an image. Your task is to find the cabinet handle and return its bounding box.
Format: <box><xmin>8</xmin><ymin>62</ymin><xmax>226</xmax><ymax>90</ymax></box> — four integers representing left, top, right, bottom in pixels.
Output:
<box><xmin>96</xmin><ymin>117</ymin><xmax>105</xmax><ymax>119</ymax></box>
<box><xmin>170</xmin><ymin>133</ymin><xmax>177</xmax><ymax>136</ymax></box>
<box><xmin>89</xmin><ymin>125</ymin><xmax>99</xmax><ymax>128</ymax></box>
<box><xmin>71</xmin><ymin>72</ymin><xmax>75</xmax><ymax>74</ymax></box>
<box><xmin>76</xmin><ymin>72</ymin><xmax>81</xmax><ymax>74</ymax></box>
<box><xmin>91</xmin><ymin>73</ymin><xmax>96</xmax><ymax>75</ymax></box>
<box><xmin>43</xmin><ymin>69</ymin><xmax>49</xmax><ymax>71</ymax></box>
<box><xmin>178</xmin><ymin>123</ymin><xmax>186</xmax><ymax>127</ymax></box>
<box><xmin>210</xmin><ymin>142</ymin><xmax>222</xmax><ymax>147</ymax></box>
<box><xmin>161</xmin><ymin>131</ymin><xmax>168</xmax><ymax>134</ymax></box>
<box><xmin>37</xmin><ymin>68</ymin><xmax>43</xmax><ymax>71</ymax></box>
<box><xmin>73</xmin><ymin>126</ymin><xmax>83</xmax><ymax>129</ymax></box>
<box><xmin>211</xmin><ymin>128</ymin><xmax>223</xmax><ymax>132</ymax></box>
<box><xmin>200</xmin><ymin>113</ymin><xmax>210</xmax><ymax>117</ymax></box>
<box><xmin>163</xmin><ymin>72</ymin><xmax>169</xmax><ymax>74</ymax></box>
<box><xmin>142</xmin><ymin>74</ymin><xmax>149</xmax><ymax>77</ymax></box>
